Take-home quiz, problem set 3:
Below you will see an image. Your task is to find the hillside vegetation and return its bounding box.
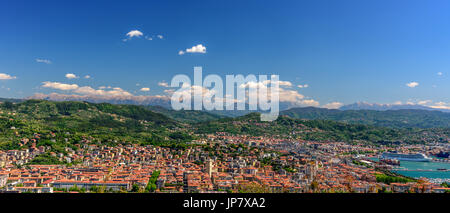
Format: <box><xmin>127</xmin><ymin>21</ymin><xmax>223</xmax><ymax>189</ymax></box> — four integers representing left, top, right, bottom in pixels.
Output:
<box><xmin>280</xmin><ymin>107</ymin><xmax>450</xmax><ymax>128</ymax></box>
<box><xmin>0</xmin><ymin>100</ymin><xmax>193</xmax><ymax>152</ymax></box>
<box><xmin>194</xmin><ymin>113</ymin><xmax>449</xmax><ymax>144</ymax></box>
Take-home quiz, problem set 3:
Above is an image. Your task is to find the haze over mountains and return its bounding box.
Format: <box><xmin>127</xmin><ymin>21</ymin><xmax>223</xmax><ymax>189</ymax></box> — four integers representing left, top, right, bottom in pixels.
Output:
<box><xmin>339</xmin><ymin>102</ymin><xmax>449</xmax><ymax>112</ymax></box>
<box><xmin>280</xmin><ymin>107</ymin><xmax>450</xmax><ymax>128</ymax></box>
<box><xmin>1</xmin><ymin>96</ymin><xmax>449</xmax><ymax>129</ymax></box>
<box><xmin>1</xmin><ymin>100</ymin><xmax>447</xmax><ymax>149</ymax></box>
<box><xmin>24</xmin><ymin>94</ymin><xmax>450</xmax><ymax>112</ymax></box>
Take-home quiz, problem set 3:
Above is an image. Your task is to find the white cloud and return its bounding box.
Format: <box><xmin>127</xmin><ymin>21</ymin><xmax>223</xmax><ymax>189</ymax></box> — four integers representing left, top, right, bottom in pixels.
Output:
<box><xmin>145</xmin><ymin>36</ymin><xmax>153</xmax><ymax>40</ymax></box>
<box><xmin>179</xmin><ymin>44</ymin><xmax>206</xmax><ymax>55</ymax></box>
<box><xmin>406</xmin><ymin>81</ymin><xmax>419</xmax><ymax>88</ymax></box>
<box><xmin>140</xmin><ymin>87</ymin><xmax>150</xmax><ymax>92</ymax></box>
<box><xmin>158</xmin><ymin>82</ymin><xmax>169</xmax><ymax>87</ymax></box>
<box><xmin>437</xmin><ymin>72</ymin><xmax>443</xmax><ymax>76</ymax></box>
<box><xmin>36</xmin><ymin>58</ymin><xmax>51</xmax><ymax>64</ymax></box>
<box><xmin>262</xmin><ymin>80</ymin><xmax>292</xmax><ymax>87</ymax></box>
<box><xmin>42</xmin><ymin>81</ymin><xmax>133</xmax><ymax>97</ymax></box>
<box><xmin>187</xmin><ymin>44</ymin><xmax>206</xmax><ymax>53</ymax></box>
<box><xmin>299</xmin><ymin>99</ymin><xmax>320</xmax><ymax>107</ymax></box>
<box><xmin>84</xmin><ymin>75</ymin><xmax>91</xmax><ymax>79</ymax></box>
<box><xmin>0</xmin><ymin>73</ymin><xmax>17</xmax><ymax>80</ymax></box>
<box><xmin>123</xmin><ymin>30</ymin><xmax>144</xmax><ymax>41</ymax></box>
<box><xmin>126</xmin><ymin>30</ymin><xmax>143</xmax><ymax>38</ymax></box>
<box><xmin>65</xmin><ymin>73</ymin><xmax>78</xmax><ymax>79</ymax></box>
<box><xmin>322</xmin><ymin>102</ymin><xmax>343</xmax><ymax>109</ymax></box>
<box><xmin>435</xmin><ymin>101</ymin><xmax>446</xmax><ymax>106</ymax></box>
<box><xmin>74</xmin><ymin>86</ymin><xmax>132</xmax><ymax>97</ymax></box>
<box><xmin>157</xmin><ymin>35</ymin><xmax>163</xmax><ymax>39</ymax></box>
<box><xmin>164</xmin><ymin>89</ymin><xmax>175</xmax><ymax>95</ymax></box>
<box><xmin>297</xmin><ymin>84</ymin><xmax>309</xmax><ymax>88</ymax></box>
<box><xmin>429</xmin><ymin>102</ymin><xmax>450</xmax><ymax>110</ymax></box>
<box><xmin>417</xmin><ymin>100</ymin><xmax>432</xmax><ymax>105</ymax></box>
<box><xmin>42</xmin><ymin>82</ymin><xmax>79</xmax><ymax>90</ymax></box>
<box><xmin>238</xmin><ymin>80</ymin><xmax>319</xmax><ymax>106</ymax></box>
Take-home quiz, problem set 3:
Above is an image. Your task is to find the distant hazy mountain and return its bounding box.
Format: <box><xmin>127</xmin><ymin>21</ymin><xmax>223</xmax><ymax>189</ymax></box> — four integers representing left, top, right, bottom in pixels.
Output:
<box><xmin>194</xmin><ymin>112</ymin><xmax>449</xmax><ymax>144</ymax></box>
<box><xmin>339</xmin><ymin>102</ymin><xmax>448</xmax><ymax>112</ymax></box>
<box><xmin>0</xmin><ymin>97</ymin><xmax>23</xmax><ymax>103</ymax></box>
<box><xmin>281</xmin><ymin>106</ymin><xmax>450</xmax><ymax>128</ymax></box>
<box><xmin>145</xmin><ymin>105</ymin><xmax>227</xmax><ymax>123</ymax></box>
<box><xmin>27</xmin><ymin>93</ymin><xmax>172</xmax><ymax>108</ymax></box>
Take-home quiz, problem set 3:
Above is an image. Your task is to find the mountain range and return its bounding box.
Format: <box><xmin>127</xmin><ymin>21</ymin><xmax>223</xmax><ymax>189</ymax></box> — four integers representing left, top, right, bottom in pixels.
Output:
<box><xmin>339</xmin><ymin>102</ymin><xmax>449</xmax><ymax>112</ymax></box>
<box><xmin>280</xmin><ymin>107</ymin><xmax>450</xmax><ymax>128</ymax></box>
<box><xmin>0</xmin><ymin>100</ymin><xmax>448</xmax><ymax>153</ymax></box>
<box><xmin>1</xmin><ymin>96</ymin><xmax>449</xmax><ymax>128</ymax></box>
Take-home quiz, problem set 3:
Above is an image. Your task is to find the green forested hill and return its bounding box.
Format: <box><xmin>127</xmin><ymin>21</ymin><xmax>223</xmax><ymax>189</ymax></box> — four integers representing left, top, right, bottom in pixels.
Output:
<box><xmin>145</xmin><ymin>105</ymin><xmax>227</xmax><ymax>123</ymax></box>
<box><xmin>0</xmin><ymin>100</ymin><xmax>193</xmax><ymax>152</ymax></box>
<box><xmin>280</xmin><ymin>107</ymin><xmax>450</xmax><ymax>128</ymax></box>
<box><xmin>0</xmin><ymin>100</ymin><xmax>448</xmax><ymax>155</ymax></box>
<box><xmin>194</xmin><ymin>113</ymin><xmax>449</xmax><ymax>144</ymax></box>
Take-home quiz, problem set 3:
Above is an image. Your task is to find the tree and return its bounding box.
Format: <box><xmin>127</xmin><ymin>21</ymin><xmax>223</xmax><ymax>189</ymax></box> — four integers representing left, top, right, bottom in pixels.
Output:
<box><xmin>131</xmin><ymin>184</ymin><xmax>140</xmax><ymax>192</ymax></box>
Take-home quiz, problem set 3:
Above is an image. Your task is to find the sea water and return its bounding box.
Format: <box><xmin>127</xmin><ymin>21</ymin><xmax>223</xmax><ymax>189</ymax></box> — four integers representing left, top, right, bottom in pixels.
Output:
<box><xmin>369</xmin><ymin>157</ymin><xmax>450</xmax><ymax>182</ymax></box>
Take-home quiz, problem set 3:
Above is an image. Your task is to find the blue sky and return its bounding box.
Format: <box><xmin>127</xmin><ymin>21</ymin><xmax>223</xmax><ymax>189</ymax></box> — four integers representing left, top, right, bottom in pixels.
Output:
<box><xmin>0</xmin><ymin>0</ymin><xmax>449</xmax><ymax>109</ymax></box>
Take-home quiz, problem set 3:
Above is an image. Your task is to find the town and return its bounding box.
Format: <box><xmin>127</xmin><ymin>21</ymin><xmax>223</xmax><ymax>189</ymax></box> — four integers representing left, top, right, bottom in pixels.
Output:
<box><xmin>1</xmin><ymin>131</ymin><xmax>449</xmax><ymax>193</ymax></box>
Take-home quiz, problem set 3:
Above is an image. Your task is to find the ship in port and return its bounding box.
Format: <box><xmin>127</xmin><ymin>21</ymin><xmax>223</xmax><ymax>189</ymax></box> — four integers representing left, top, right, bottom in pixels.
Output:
<box><xmin>380</xmin><ymin>152</ymin><xmax>432</xmax><ymax>162</ymax></box>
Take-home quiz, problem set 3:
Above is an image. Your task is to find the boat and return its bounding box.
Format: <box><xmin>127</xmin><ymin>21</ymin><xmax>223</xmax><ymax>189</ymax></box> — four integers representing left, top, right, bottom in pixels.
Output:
<box><xmin>380</xmin><ymin>152</ymin><xmax>432</xmax><ymax>162</ymax></box>
<box><xmin>435</xmin><ymin>151</ymin><xmax>450</xmax><ymax>158</ymax></box>
<box><xmin>380</xmin><ymin>158</ymin><xmax>400</xmax><ymax>166</ymax></box>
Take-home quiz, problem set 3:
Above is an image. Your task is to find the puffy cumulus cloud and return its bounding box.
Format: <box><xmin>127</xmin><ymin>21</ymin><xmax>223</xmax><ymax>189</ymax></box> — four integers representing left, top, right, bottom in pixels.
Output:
<box><xmin>164</xmin><ymin>84</ymin><xmax>228</xmax><ymax>106</ymax></box>
<box><xmin>297</xmin><ymin>84</ymin><xmax>309</xmax><ymax>88</ymax></box>
<box><xmin>406</xmin><ymin>81</ymin><xmax>419</xmax><ymax>88</ymax></box>
<box><xmin>417</xmin><ymin>100</ymin><xmax>432</xmax><ymax>105</ymax></box>
<box><xmin>0</xmin><ymin>73</ymin><xmax>17</xmax><ymax>80</ymax></box>
<box><xmin>74</xmin><ymin>86</ymin><xmax>133</xmax><ymax>97</ymax></box>
<box><xmin>179</xmin><ymin>44</ymin><xmax>206</xmax><ymax>55</ymax></box>
<box><xmin>298</xmin><ymin>99</ymin><xmax>320</xmax><ymax>107</ymax></box>
<box><xmin>392</xmin><ymin>100</ymin><xmax>450</xmax><ymax>110</ymax></box>
<box><xmin>262</xmin><ymin>80</ymin><xmax>292</xmax><ymax>87</ymax></box>
<box><xmin>140</xmin><ymin>87</ymin><xmax>150</xmax><ymax>92</ymax></box>
<box><xmin>277</xmin><ymin>89</ymin><xmax>305</xmax><ymax>103</ymax></box>
<box><xmin>126</xmin><ymin>30</ymin><xmax>143</xmax><ymax>38</ymax></box>
<box><xmin>36</xmin><ymin>58</ymin><xmax>51</xmax><ymax>64</ymax></box>
<box><xmin>84</xmin><ymin>75</ymin><xmax>91</xmax><ymax>79</ymax></box>
<box><xmin>123</xmin><ymin>30</ymin><xmax>144</xmax><ymax>42</ymax></box>
<box><xmin>42</xmin><ymin>82</ymin><xmax>79</xmax><ymax>90</ymax></box>
<box><xmin>239</xmin><ymin>80</ymin><xmax>319</xmax><ymax>106</ymax></box>
<box><xmin>158</xmin><ymin>81</ymin><xmax>169</xmax><ymax>87</ymax></box>
<box><xmin>428</xmin><ymin>102</ymin><xmax>450</xmax><ymax>110</ymax></box>
<box><xmin>65</xmin><ymin>73</ymin><xmax>78</xmax><ymax>79</ymax></box>
<box><xmin>163</xmin><ymin>89</ymin><xmax>175</xmax><ymax>95</ymax></box>
<box><xmin>240</xmin><ymin>80</ymin><xmax>293</xmax><ymax>89</ymax></box>
<box><xmin>187</xmin><ymin>44</ymin><xmax>206</xmax><ymax>53</ymax></box>
<box><xmin>322</xmin><ymin>102</ymin><xmax>343</xmax><ymax>109</ymax></box>
<box><xmin>164</xmin><ymin>79</ymin><xmax>320</xmax><ymax>108</ymax></box>
<box><xmin>42</xmin><ymin>81</ymin><xmax>133</xmax><ymax>97</ymax></box>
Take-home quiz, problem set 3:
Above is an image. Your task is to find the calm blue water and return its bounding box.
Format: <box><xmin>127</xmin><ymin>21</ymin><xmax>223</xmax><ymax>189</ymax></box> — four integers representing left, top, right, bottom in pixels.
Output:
<box><xmin>369</xmin><ymin>157</ymin><xmax>450</xmax><ymax>179</ymax></box>
<box><xmin>394</xmin><ymin>161</ymin><xmax>450</xmax><ymax>179</ymax></box>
